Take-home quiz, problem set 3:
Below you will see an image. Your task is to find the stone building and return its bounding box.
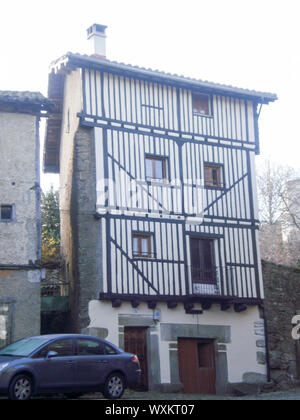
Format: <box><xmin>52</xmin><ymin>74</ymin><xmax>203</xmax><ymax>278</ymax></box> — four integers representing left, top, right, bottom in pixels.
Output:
<box><xmin>0</xmin><ymin>91</ymin><xmax>51</xmax><ymax>347</ymax></box>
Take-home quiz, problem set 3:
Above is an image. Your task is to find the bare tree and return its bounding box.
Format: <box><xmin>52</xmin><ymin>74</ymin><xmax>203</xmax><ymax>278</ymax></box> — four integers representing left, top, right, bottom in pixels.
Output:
<box><xmin>256</xmin><ymin>159</ymin><xmax>297</xmax><ymax>225</ymax></box>
<box><xmin>281</xmin><ymin>179</ymin><xmax>300</xmax><ymax>232</ymax></box>
<box><xmin>256</xmin><ymin>159</ymin><xmax>300</xmax><ymax>266</ymax></box>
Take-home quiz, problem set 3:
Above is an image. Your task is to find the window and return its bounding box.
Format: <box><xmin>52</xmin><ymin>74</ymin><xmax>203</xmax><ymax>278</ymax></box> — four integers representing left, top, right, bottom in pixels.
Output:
<box><xmin>145</xmin><ymin>156</ymin><xmax>167</xmax><ymax>181</ymax></box>
<box><xmin>0</xmin><ymin>205</ymin><xmax>13</xmax><ymax>221</ymax></box>
<box><xmin>192</xmin><ymin>93</ymin><xmax>210</xmax><ymax>116</ymax></box>
<box><xmin>190</xmin><ymin>238</ymin><xmax>216</xmax><ymax>285</ymax></box>
<box><xmin>103</xmin><ymin>344</ymin><xmax>118</xmax><ymax>355</ymax></box>
<box><xmin>77</xmin><ymin>339</ymin><xmax>104</xmax><ymax>356</ymax></box>
<box><xmin>133</xmin><ymin>233</ymin><xmax>152</xmax><ymax>258</ymax></box>
<box><xmin>37</xmin><ymin>339</ymin><xmax>74</xmax><ymax>358</ymax></box>
<box><xmin>204</xmin><ymin>164</ymin><xmax>223</xmax><ymax>188</ymax></box>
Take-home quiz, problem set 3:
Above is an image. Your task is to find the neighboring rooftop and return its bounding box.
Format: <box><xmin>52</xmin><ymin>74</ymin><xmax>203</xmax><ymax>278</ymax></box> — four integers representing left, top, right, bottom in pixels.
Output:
<box><xmin>0</xmin><ymin>90</ymin><xmax>52</xmax><ymax>113</ymax></box>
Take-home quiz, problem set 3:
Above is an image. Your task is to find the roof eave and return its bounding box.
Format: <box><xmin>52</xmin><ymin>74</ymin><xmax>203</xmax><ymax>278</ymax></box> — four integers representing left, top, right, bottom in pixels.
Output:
<box><xmin>50</xmin><ymin>52</ymin><xmax>277</xmax><ymax>104</ymax></box>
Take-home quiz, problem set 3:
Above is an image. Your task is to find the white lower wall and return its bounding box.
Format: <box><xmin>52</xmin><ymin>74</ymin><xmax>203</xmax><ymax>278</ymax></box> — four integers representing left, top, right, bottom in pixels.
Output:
<box><xmin>87</xmin><ymin>300</ymin><xmax>266</xmax><ymax>384</ymax></box>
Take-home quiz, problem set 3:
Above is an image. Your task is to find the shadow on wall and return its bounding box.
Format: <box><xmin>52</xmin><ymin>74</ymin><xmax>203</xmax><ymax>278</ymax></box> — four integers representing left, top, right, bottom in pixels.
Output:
<box><xmin>41</xmin><ymin>311</ymin><xmax>71</xmax><ymax>335</ymax></box>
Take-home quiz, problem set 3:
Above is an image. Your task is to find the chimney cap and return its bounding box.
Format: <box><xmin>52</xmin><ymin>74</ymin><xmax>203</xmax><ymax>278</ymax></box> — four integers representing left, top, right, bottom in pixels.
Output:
<box><xmin>87</xmin><ymin>24</ymin><xmax>107</xmax><ymax>38</ymax></box>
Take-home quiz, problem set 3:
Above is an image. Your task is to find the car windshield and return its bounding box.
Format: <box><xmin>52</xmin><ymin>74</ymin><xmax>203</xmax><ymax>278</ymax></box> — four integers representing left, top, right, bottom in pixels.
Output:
<box><xmin>0</xmin><ymin>337</ymin><xmax>50</xmax><ymax>357</ymax></box>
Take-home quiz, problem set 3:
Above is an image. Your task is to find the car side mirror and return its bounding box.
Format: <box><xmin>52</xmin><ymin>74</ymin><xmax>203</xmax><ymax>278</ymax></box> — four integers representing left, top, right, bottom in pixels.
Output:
<box><xmin>46</xmin><ymin>351</ymin><xmax>58</xmax><ymax>359</ymax></box>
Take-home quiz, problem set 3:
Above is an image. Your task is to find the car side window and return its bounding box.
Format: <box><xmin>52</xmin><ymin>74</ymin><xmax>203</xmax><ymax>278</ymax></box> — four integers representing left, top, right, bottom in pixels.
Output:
<box><xmin>77</xmin><ymin>339</ymin><xmax>104</xmax><ymax>356</ymax></box>
<box><xmin>104</xmin><ymin>344</ymin><xmax>118</xmax><ymax>355</ymax></box>
<box><xmin>36</xmin><ymin>340</ymin><xmax>74</xmax><ymax>358</ymax></box>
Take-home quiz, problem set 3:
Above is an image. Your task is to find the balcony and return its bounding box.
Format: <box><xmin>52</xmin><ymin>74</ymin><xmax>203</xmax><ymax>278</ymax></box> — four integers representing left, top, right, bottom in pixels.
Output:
<box><xmin>189</xmin><ymin>265</ymin><xmax>259</xmax><ymax>302</ymax></box>
<box><xmin>190</xmin><ymin>265</ymin><xmax>220</xmax><ymax>296</ymax></box>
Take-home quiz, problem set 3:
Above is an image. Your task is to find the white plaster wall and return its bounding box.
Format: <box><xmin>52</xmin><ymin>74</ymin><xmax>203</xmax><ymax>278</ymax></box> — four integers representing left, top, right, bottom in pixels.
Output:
<box><xmin>87</xmin><ymin>300</ymin><xmax>266</xmax><ymax>384</ymax></box>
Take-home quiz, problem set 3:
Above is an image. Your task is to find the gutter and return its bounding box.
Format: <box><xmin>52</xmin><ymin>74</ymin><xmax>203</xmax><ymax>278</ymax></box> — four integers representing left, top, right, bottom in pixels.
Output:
<box><xmin>0</xmin><ymin>264</ymin><xmax>42</xmax><ymax>270</ymax></box>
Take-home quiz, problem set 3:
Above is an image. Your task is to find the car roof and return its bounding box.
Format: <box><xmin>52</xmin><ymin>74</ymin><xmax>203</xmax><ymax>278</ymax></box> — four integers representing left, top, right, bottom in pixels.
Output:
<box><xmin>27</xmin><ymin>334</ymin><xmax>121</xmax><ymax>349</ymax></box>
<box><xmin>28</xmin><ymin>333</ymin><xmax>106</xmax><ymax>341</ymax></box>
<box><xmin>31</xmin><ymin>334</ymin><xmax>92</xmax><ymax>339</ymax></box>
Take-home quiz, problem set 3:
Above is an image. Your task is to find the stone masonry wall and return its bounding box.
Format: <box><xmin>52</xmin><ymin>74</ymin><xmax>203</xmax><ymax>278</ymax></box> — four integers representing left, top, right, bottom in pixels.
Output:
<box><xmin>262</xmin><ymin>261</ymin><xmax>300</xmax><ymax>389</ymax></box>
<box><xmin>61</xmin><ymin>124</ymin><xmax>103</xmax><ymax>333</ymax></box>
<box><xmin>71</xmin><ymin>126</ymin><xmax>103</xmax><ymax>333</ymax></box>
<box><xmin>0</xmin><ymin>111</ymin><xmax>41</xmax><ymax>264</ymax></box>
<box><xmin>0</xmin><ymin>110</ymin><xmax>41</xmax><ymax>344</ymax></box>
<box><xmin>0</xmin><ymin>270</ymin><xmax>40</xmax><ymax>345</ymax></box>
<box><xmin>59</xmin><ymin>69</ymin><xmax>103</xmax><ymax>333</ymax></box>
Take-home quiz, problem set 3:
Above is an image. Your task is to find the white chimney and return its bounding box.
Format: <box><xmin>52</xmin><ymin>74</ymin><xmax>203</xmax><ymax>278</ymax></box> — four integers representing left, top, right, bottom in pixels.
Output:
<box><xmin>87</xmin><ymin>24</ymin><xmax>107</xmax><ymax>58</ymax></box>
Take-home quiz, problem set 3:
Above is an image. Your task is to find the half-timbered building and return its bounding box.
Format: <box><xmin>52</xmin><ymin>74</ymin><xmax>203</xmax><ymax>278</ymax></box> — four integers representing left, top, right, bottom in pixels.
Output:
<box><xmin>44</xmin><ymin>24</ymin><xmax>277</xmax><ymax>394</ymax></box>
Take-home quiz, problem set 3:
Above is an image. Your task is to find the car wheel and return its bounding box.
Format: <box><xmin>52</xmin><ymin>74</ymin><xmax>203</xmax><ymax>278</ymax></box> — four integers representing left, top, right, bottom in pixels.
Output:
<box><xmin>103</xmin><ymin>372</ymin><xmax>125</xmax><ymax>399</ymax></box>
<box><xmin>9</xmin><ymin>374</ymin><xmax>33</xmax><ymax>400</ymax></box>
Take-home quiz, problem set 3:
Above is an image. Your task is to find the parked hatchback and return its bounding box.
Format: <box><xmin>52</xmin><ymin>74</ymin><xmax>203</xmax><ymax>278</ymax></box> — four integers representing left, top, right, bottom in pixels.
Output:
<box><xmin>0</xmin><ymin>334</ymin><xmax>141</xmax><ymax>400</ymax></box>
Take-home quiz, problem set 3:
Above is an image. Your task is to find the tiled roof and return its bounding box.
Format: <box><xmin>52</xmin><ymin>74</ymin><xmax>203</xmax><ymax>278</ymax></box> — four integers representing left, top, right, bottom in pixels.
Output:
<box><xmin>51</xmin><ymin>52</ymin><xmax>277</xmax><ymax>103</ymax></box>
<box><xmin>0</xmin><ymin>91</ymin><xmax>52</xmax><ymax>109</ymax></box>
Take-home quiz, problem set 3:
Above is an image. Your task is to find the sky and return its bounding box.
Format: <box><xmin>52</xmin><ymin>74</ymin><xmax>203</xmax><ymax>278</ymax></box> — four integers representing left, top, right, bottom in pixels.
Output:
<box><xmin>1</xmin><ymin>0</ymin><xmax>299</xmax><ymax>191</ymax></box>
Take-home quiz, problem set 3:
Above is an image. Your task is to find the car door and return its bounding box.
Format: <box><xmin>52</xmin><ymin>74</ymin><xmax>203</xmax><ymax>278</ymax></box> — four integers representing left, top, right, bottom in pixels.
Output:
<box><xmin>33</xmin><ymin>338</ymin><xmax>77</xmax><ymax>390</ymax></box>
<box><xmin>75</xmin><ymin>338</ymin><xmax>113</xmax><ymax>387</ymax></box>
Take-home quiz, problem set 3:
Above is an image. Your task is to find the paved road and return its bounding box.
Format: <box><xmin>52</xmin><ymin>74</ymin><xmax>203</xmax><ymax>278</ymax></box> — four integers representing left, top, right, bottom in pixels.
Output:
<box><xmin>114</xmin><ymin>388</ymin><xmax>300</xmax><ymax>400</ymax></box>
<box><xmin>2</xmin><ymin>388</ymin><xmax>300</xmax><ymax>400</ymax></box>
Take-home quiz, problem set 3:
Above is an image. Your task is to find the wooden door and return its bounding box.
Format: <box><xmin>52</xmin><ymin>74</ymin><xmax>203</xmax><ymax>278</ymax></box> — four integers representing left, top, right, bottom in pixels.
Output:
<box><xmin>178</xmin><ymin>338</ymin><xmax>216</xmax><ymax>394</ymax></box>
<box><xmin>124</xmin><ymin>327</ymin><xmax>148</xmax><ymax>390</ymax></box>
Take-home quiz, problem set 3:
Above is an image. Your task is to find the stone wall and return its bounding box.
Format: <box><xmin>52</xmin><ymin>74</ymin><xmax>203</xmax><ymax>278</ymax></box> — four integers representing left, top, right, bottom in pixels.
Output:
<box><xmin>67</xmin><ymin>126</ymin><xmax>102</xmax><ymax>333</ymax></box>
<box><xmin>59</xmin><ymin>69</ymin><xmax>103</xmax><ymax>333</ymax></box>
<box><xmin>262</xmin><ymin>261</ymin><xmax>300</xmax><ymax>389</ymax></box>
<box><xmin>0</xmin><ymin>270</ymin><xmax>40</xmax><ymax>345</ymax></box>
<box><xmin>0</xmin><ymin>111</ymin><xmax>41</xmax><ymax>265</ymax></box>
<box><xmin>0</xmin><ymin>109</ymin><xmax>42</xmax><ymax>344</ymax></box>
<box><xmin>60</xmin><ymin>125</ymin><xmax>101</xmax><ymax>334</ymax></box>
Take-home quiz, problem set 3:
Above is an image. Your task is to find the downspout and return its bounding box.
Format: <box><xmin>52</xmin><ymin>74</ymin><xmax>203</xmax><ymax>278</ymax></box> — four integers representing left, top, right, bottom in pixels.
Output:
<box><xmin>253</xmin><ymin>102</ymin><xmax>263</xmax><ymax>155</ymax></box>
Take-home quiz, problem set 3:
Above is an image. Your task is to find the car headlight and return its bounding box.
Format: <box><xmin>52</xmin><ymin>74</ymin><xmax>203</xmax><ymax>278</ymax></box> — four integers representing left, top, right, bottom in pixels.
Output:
<box><xmin>0</xmin><ymin>362</ymin><xmax>9</xmax><ymax>372</ymax></box>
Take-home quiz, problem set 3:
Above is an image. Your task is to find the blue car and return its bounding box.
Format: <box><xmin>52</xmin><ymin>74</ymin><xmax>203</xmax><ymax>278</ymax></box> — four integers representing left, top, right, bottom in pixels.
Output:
<box><xmin>0</xmin><ymin>334</ymin><xmax>141</xmax><ymax>400</ymax></box>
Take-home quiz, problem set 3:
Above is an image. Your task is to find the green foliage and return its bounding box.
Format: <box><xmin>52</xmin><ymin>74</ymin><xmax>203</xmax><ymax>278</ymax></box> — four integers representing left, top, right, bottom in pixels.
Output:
<box><xmin>41</xmin><ymin>187</ymin><xmax>60</xmax><ymax>263</ymax></box>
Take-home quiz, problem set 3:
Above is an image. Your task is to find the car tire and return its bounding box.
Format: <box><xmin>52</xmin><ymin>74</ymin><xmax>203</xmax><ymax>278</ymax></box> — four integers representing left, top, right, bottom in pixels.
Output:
<box><xmin>9</xmin><ymin>374</ymin><xmax>33</xmax><ymax>400</ymax></box>
<box><xmin>102</xmin><ymin>372</ymin><xmax>125</xmax><ymax>399</ymax></box>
